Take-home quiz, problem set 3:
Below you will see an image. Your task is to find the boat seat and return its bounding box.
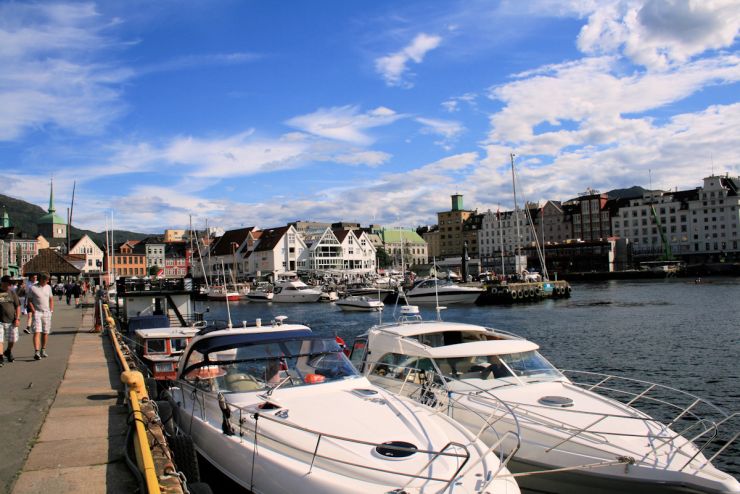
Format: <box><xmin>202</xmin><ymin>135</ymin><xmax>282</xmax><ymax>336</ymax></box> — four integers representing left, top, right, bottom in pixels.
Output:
<box><xmin>225</xmin><ymin>373</ymin><xmax>262</xmax><ymax>392</ymax></box>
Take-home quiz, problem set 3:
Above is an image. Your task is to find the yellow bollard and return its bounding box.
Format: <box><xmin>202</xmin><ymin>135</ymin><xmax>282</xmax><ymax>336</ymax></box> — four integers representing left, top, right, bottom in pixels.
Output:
<box><xmin>121</xmin><ymin>370</ymin><xmax>149</xmax><ymax>400</ymax></box>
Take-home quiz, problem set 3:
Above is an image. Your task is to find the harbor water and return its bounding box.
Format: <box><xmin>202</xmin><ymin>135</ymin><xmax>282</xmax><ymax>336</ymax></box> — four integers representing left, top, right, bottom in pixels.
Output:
<box><xmin>198</xmin><ymin>277</ymin><xmax>740</xmax><ymax>483</ymax></box>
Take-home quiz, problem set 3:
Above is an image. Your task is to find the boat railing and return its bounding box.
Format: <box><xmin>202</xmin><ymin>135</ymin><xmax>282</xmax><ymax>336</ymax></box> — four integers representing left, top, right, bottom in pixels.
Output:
<box><xmin>177</xmin><ymin>380</ymin><xmax>478</xmax><ymax>491</ymax></box>
<box><xmin>366</xmin><ymin>361</ymin><xmax>521</xmax><ymax>484</ymax></box>
<box><xmin>555</xmin><ymin>369</ymin><xmax>738</xmax><ymax>470</ymax></box>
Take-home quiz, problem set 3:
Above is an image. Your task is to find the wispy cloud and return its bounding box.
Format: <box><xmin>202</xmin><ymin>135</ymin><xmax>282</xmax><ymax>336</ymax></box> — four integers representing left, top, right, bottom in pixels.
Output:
<box><xmin>375</xmin><ymin>33</ymin><xmax>442</xmax><ymax>87</ymax></box>
<box><xmin>137</xmin><ymin>52</ymin><xmax>262</xmax><ymax>76</ymax></box>
<box><xmin>0</xmin><ymin>2</ymin><xmax>132</xmax><ymax>141</ymax></box>
<box><xmin>286</xmin><ymin>105</ymin><xmax>404</xmax><ymax>145</ymax></box>
<box><xmin>415</xmin><ymin>117</ymin><xmax>465</xmax><ymax>150</ymax></box>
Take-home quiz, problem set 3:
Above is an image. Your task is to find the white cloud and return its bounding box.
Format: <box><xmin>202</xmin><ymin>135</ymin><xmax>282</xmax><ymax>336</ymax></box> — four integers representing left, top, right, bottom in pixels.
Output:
<box><xmin>415</xmin><ymin>117</ymin><xmax>465</xmax><ymax>150</ymax></box>
<box><xmin>375</xmin><ymin>33</ymin><xmax>442</xmax><ymax>87</ymax></box>
<box><xmin>576</xmin><ymin>0</ymin><xmax>740</xmax><ymax>69</ymax></box>
<box><xmin>332</xmin><ymin>150</ymin><xmax>391</xmax><ymax>166</ymax></box>
<box><xmin>0</xmin><ymin>3</ymin><xmax>132</xmax><ymax>141</ymax></box>
<box><xmin>286</xmin><ymin>105</ymin><xmax>404</xmax><ymax>145</ymax></box>
<box><xmin>442</xmin><ymin>92</ymin><xmax>478</xmax><ymax>112</ymax></box>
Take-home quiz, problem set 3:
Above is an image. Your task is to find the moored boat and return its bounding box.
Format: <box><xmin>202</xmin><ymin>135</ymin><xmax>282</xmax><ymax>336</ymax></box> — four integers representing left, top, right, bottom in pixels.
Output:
<box><xmin>164</xmin><ymin>318</ymin><xmax>523</xmax><ymax>494</ymax></box>
<box><xmin>350</xmin><ymin>313</ymin><xmax>740</xmax><ymax>494</ymax></box>
<box><xmin>335</xmin><ymin>295</ymin><xmax>384</xmax><ymax>312</ymax></box>
<box><xmin>405</xmin><ymin>278</ymin><xmax>484</xmax><ymax>305</ymax></box>
<box><xmin>272</xmin><ymin>280</ymin><xmax>322</xmax><ymax>303</ymax></box>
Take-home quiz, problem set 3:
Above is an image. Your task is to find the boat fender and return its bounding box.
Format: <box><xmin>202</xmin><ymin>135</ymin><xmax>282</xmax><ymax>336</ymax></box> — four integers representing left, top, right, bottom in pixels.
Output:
<box><xmin>217</xmin><ymin>392</ymin><xmax>234</xmax><ymax>436</ymax></box>
<box><xmin>567</xmin><ymin>285</ymin><xmax>572</xmax><ymax>293</ymax></box>
<box><xmin>511</xmin><ymin>290</ymin><xmax>518</xmax><ymax>300</ymax></box>
<box><xmin>491</xmin><ymin>287</ymin><xmax>498</xmax><ymax>295</ymax></box>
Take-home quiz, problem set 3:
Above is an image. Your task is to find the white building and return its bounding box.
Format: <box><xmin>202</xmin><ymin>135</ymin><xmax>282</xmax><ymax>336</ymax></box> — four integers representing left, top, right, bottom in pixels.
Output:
<box><xmin>300</xmin><ymin>228</ymin><xmax>377</xmax><ymax>276</ymax></box>
<box><xmin>478</xmin><ymin>209</ymin><xmax>534</xmax><ymax>259</ymax></box>
<box><xmin>144</xmin><ymin>239</ymin><xmax>166</xmax><ymax>272</ymax></box>
<box><xmin>69</xmin><ymin>234</ymin><xmax>104</xmax><ymax>274</ymax></box>
<box><xmin>250</xmin><ymin>225</ymin><xmax>307</xmax><ymax>279</ymax></box>
<box><xmin>611</xmin><ymin>190</ymin><xmax>693</xmax><ymax>256</ymax></box>
<box><xmin>204</xmin><ymin>227</ymin><xmax>259</xmax><ymax>282</ymax></box>
<box><xmin>688</xmin><ymin>175</ymin><xmax>740</xmax><ymax>255</ymax></box>
<box><xmin>611</xmin><ymin>175</ymin><xmax>740</xmax><ymax>257</ymax></box>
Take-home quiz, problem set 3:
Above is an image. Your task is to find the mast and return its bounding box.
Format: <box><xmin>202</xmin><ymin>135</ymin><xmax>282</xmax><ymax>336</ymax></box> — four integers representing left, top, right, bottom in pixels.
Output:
<box><xmin>498</xmin><ymin>208</ymin><xmax>505</xmax><ymax>277</ymax></box>
<box><xmin>510</xmin><ymin>153</ymin><xmax>522</xmax><ymax>269</ymax></box>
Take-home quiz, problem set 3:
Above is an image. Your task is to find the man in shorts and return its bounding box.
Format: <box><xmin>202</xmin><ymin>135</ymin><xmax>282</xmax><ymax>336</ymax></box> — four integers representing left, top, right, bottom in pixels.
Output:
<box><xmin>0</xmin><ymin>275</ymin><xmax>21</xmax><ymax>365</ymax></box>
<box><xmin>21</xmin><ymin>274</ymin><xmax>37</xmax><ymax>334</ymax></box>
<box><xmin>28</xmin><ymin>272</ymin><xmax>54</xmax><ymax>360</ymax></box>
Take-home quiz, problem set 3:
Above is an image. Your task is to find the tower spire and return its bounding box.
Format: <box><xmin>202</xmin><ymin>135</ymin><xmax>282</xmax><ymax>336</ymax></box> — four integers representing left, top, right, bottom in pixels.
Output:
<box><xmin>48</xmin><ymin>178</ymin><xmax>55</xmax><ymax>214</ymax></box>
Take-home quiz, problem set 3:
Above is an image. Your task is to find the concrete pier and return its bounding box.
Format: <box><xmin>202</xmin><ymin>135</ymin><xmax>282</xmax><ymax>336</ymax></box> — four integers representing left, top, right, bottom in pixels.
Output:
<box><xmin>0</xmin><ymin>302</ymin><xmax>136</xmax><ymax>494</ymax></box>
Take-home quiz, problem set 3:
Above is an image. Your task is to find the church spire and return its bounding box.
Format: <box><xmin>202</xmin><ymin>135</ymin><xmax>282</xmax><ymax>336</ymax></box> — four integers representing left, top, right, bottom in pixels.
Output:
<box><xmin>48</xmin><ymin>178</ymin><xmax>56</xmax><ymax>214</ymax></box>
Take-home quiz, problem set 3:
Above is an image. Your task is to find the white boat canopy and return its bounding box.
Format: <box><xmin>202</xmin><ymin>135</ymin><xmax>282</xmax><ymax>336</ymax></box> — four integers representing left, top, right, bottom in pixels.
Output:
<box><xmin>425</xmin><ymin>339</ymin><xmax>539</xmax><ymax>358</ymax></box>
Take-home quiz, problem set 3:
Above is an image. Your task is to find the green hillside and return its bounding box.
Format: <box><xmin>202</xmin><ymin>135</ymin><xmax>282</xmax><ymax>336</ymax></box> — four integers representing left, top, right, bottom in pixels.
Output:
<box><xmin>0</xmin><ymin>193</ymin><xmax>151</xmax><ymax>247</ymax></box>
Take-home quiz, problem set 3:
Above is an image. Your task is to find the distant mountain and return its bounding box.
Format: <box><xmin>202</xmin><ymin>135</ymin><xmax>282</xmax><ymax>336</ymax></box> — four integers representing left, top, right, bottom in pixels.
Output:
<box><xmin>0</xmin><ymin>193</ymin><xmax>151</xmax><ymax>247</ymax></box>
<box><xmin>606</xmin><ymin>186</ymin><xmax>648</xmax><ymax>200</ymax></box>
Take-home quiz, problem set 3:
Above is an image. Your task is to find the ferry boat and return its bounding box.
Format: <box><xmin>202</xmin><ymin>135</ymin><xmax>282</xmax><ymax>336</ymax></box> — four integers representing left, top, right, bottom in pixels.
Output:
<box><xmin>404</xmin><ymin>278</ymin><xmax>484</xmax><ymax>305</ymax></box>
<box><xmin>164</xmin><ymin>318</ymin><xmax>522</xmax><ymax>494</ymax></box>
<box><xmin>350</xmin><ymin>309</ymin><xmax>740</xmax><ymax>494</ymax></box>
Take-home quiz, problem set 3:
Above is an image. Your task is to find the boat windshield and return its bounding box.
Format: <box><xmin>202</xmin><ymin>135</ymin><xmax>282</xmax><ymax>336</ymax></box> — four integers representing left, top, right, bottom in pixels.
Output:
<box><xmin>183</xmin><ymin>338</ymin><xmax>359</xmax><ymax>393</ymax></box>
<box><xmin>433</xmin><ymin>351</ymin><xmax>562</xmax><ymax>387</ymax></box>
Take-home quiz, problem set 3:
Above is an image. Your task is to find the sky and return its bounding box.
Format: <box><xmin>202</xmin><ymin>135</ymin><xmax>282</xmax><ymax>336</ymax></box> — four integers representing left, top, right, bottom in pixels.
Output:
<box><xmin>1</xmin><ymin>0</ymin><xmax>739</xmax><ymax>233</ymax></box>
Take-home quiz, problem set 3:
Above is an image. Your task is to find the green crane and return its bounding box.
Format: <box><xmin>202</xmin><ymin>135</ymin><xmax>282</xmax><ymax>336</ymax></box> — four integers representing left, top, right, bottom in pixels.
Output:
<box><xmin>650</xmin><ymin>204</ymin><xmax>674</xmax><ymax>261</ymax></box>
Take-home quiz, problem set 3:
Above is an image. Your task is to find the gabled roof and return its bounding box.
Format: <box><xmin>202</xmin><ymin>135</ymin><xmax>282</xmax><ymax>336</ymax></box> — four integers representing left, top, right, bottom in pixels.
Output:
<box><xmin>254</xmin><ymin>226</ymin><xmax>290</xmax><ymax>252</ymax></box>
<box><xmin>23</xmin><ymin>249</ymin><xmax>81</xmax><ymax>276</ymax></box>
<box><xmin>332</xmin><ymin>229</ymin><xmax>352</xmax><ymax>243</ymax></box>
<box><xmin>210</xmin><ymin>227</ymin><xmax>256</xmax><ymax>256</ymax></box>
<box><xmin>381</xmin><ymin>229</ymin><xmax>426</xmax><ymax>245</ymax></box>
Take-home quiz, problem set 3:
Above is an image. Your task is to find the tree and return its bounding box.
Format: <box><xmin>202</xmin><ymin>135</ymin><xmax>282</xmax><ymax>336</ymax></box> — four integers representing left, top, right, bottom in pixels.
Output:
<box><xmin>149</xmin><ymin>265</ymin><xmax>161</xmax><ymax>276</ymax></box>
<box><xmin>376</xmin><ymin>247</ymin><xmax>392</xmax><ymax>268</ymax></box>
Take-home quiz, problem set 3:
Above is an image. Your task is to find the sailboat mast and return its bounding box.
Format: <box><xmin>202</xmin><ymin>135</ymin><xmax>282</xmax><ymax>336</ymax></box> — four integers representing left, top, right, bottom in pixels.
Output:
<box><xmin>498</xmin><ymin>209</ymin><xmax>505</xmax><ymax>277</ymax></box>
<box><xmin>510</xmin><ymin>153</ymin><xmax>522</xmax><ymax>268</ymax></box>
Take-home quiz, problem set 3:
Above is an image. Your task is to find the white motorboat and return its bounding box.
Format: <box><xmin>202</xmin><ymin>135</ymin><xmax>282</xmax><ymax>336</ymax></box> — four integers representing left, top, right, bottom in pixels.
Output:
<box><xmin>405</xmin><ymin>278</ymin><xmax>483</xmax><ymax>305</ymax></box>
<box><xmin>206</xmin><ymin>285</ymin><xmax>240</xmax><ymax>301</ymax></box>
<box><xmin>351</xmin><ymin>313</ymin><xmax>740</xmax><ymax>494</ymax></box>
<box><xmin>272</xmin><ymin>280</ymin><xmax>322</xmax><ymax>303</ymax></box>
<box><xmin>246</xmin><ymin>288</ymin><xmax>274</xmax><ymax>302</ymax></box>
<box><xmin>335</xmin><ymin>296</ymin><xmax>384</xmax><ymax>312</ymax></box>
<box><xmin>165</xmin><ymin>319</ymin><xmax>522</xmax><ymax>494</ymax></box>
<box><xmin>319</xmin><ymin>287</ymin><xmax>339</xmax><ymax>302</ymax></box>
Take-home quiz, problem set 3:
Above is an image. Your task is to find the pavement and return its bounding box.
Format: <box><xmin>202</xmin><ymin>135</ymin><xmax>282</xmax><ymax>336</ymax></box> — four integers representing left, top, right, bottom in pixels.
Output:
<box><xmin>0</xmin><ymin>299</ymin><xmax>136</xmax><ymax>494</ymax></box>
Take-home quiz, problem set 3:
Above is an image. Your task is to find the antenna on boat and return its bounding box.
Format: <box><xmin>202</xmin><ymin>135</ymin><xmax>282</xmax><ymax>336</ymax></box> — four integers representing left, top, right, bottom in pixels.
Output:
<box><xmin>221</xmin><ymin>259</ymin><xmax>233</xmax><ymax>328</ymax></box>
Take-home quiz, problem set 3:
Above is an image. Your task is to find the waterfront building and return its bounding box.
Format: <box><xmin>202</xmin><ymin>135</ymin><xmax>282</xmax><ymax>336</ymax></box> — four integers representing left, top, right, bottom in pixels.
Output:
<box><xmin>288</xmin><ymin>220</ymin><xmax>331</xmax><ymax>236</ymax></box>
<box><xmin>530</xmin><ymin>200</ymin><xmax>574</xmax><ymax>245</ymax></box>
<box><xmin>249</xmin><ymin>225</ymin><xmax>307</xmax><ymax>280</ymax></box>
<box><xmin>205</xmin><ymin>227</ymin><xmax>259</xmax><ymax>281</ymax></box>
<box><xmin>68</xmin><ymin>234</ymin><xmax>104</xmax><ymax>274</ymax></box>
<box><xmin>106</xmin><ymin>240</ymin><xmax>146</xmax><ymax>277</ymax></box>
<box><xmin>687</xmin><ymin>175</ymin><xmax>740</xmax><ymax>258</ymax></box>
<box><xmin>379</xmin><ymin>228</ymin><xmax>428</xmax><ymax>267</ymax></box>
<box><xmin>423</xmin><ymin>194</ymin><xmax>478</xmax><ymax>260</ymax></box>
<box><xmin>163</xmin><ymin>229</ymin><xmax>186</xmax><ymax>243</ymax></box>
<box><xmin>610</xmin><ymin>175</ymin><xmax>740</xmax><ymax>261</ymax></box>
<box><xmin>163</xmin><ymin>243</ymin><xmax>189</xmax><ymax>278</ymax></box>
<box><xmin>142</xmin><ymin>237</ymin><xmax>166</xmax><ymax>274</ymax></box>
<box><xmin>567</xmin><ymin>189</ymin><xmax>612</xmax><ymax>241</ymax></box>
<box><xmin>0</xmin><ymin>209</ymin><xmax>39</xmax><ymax>276</ymax></box>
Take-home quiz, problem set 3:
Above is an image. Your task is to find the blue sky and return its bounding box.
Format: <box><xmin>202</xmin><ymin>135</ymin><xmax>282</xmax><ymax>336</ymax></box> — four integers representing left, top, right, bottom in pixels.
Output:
<box><xmin>1</xmin><ymin>0</ymin><xmax>738</xmax><ymax>233</ymax></box>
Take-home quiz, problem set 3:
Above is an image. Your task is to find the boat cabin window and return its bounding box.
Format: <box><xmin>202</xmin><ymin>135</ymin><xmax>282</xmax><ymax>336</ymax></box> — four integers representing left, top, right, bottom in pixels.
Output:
<box><xmin>171</xmin><ymin>338</ymin><xmax>188</xmax><ymax>352</ymax></box>
<box><xmin>433</xmin><ymin>351</ymin><xmax>561</xmax><ymax>383</ymax></box>
<box><xmin>371</xmin><ymin>353</ymin><xmax>434</xmax><ymax>382</ymax></box>
<box><xmin>349</xmin><ymin>338</ymin><xmax>367</xmax><ymax>372</ymax></box>
<box><xmin>146</xmin><ymin>339</ymin><xmax>167</xmax><ymax>354</ymax></box>
<box><xmin>181</xmin><ymin>338</ymin><xmax>359</xmax><ymax>393</ymax></box>
<box><xmin>414</xmin><ymin>330</ymin><xmax>494</xmax><ymax>348</ymax></box>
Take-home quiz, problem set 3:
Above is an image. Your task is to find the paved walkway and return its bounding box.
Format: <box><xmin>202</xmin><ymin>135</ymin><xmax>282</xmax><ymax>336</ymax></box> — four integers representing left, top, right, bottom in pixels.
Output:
<box><xmin>0</xmin><ymin>300</ymin><xmax>136</xmax><ymax>494</ymax></box>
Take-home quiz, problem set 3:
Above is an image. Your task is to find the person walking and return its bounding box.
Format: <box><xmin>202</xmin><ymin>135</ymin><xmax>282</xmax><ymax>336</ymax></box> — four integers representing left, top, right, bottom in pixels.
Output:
<box><xmin>54</xmin><ymin>280</ymin><xmax>64</xmax><ymax>301</ymax></box>
<box><xmin>64</xmin><ymin>280</ymin><xmax>73</xmax><ymax>305</ymax></box>
<box><xmin>72</xmin><ymin>281</ymin><xmax>82</xmax><ymax>308</ymax></box>
<box><xmin>0</xmin><ymin>275</ymin><xmax>21</xmax><ymax>366</ymax></box>
<box><xmin>28</xmin><ymin>272</ymin><xmax>53</xmax><ymax>360</ymax></box>
<box><xmin>21</xmin><ymin>274</ymin><xmax>37</xmax><ymax>334</ymax></box>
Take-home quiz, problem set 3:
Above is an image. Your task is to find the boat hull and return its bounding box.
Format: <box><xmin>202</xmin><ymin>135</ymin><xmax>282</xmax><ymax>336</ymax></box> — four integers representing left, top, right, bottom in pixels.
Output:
<box><xmin>406</xmin><ymin>290</ymin><xmax>482</xmax><ymax>304</ymax></box>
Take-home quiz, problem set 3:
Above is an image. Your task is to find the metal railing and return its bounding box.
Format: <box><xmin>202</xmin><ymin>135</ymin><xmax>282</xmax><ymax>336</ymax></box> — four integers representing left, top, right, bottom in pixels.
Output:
<box><xmin>543</xmin><ymin>369</ymin><xmax>739</xmax><ymax>471</ymax></box>
<box><xmin>176</xmin><ymin>379</ymin><xmax>488</xmax><ymax>492</ymax></box>
<box><xmin>365</xmin><ymin>361</ymin><xmax>522</xmax><ymax>485</ymax></box>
